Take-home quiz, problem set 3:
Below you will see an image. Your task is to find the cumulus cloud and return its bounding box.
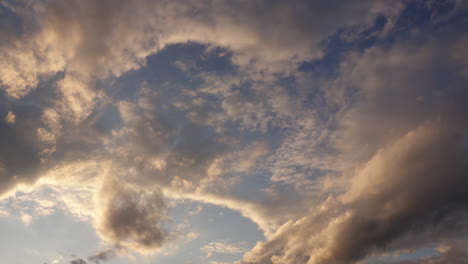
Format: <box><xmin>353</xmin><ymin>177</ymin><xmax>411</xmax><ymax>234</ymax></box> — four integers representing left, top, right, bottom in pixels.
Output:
<box><xmin>241</xmin><ymin>122</ymin><xmax>468</xmax><ymax>264</ymax></box>
<box><xmin>94</xmin><ymin>177</ymin><xmax>169</xmax><ymax>254</ymax></box>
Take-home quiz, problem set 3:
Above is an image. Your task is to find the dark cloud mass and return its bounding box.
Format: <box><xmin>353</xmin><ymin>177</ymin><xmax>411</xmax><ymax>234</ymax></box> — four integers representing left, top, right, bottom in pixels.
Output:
<box><xmin>70</xmin><ymin>259</ymin><xmax>87</xmax><ymax>264</ymax></box>
<box><xmin>95</xmin><ymin>178</ymin><xmax>168</xmax><ymax>252</ymax></box>
<box><xmin>0</xmin><ymin>0</ymin><xmax>467</xmax><ymax>263</ymax></box>
<box><xmin>88</xmin><ymin>248</ymin><xmax>118</xmax><ymax>264</ymax></box>
<box><xmin>0</xmin><ymin>102</ymin><xmax>44</xmax><ymax>196</ymax></box>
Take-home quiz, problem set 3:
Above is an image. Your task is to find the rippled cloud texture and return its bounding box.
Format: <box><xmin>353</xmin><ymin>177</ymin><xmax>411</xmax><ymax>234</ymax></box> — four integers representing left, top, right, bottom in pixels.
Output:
<box><xmin>0</xmin><ymin>0</ymin><xmax>467</xmax><ymax>263</ymax></box>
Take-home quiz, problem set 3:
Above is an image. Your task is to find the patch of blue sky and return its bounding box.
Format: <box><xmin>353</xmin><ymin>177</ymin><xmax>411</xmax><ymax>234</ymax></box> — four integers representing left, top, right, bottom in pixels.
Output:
<box><xmin>151</xmin><ymin>200</ymin><xmax>264</xmax><ymax>264</ymax></box>
<box><xmin>177</xmin><ymin>201</ymin><xmax>264</xmax><ymax>244</ymax></box>
<box><xmin>0</xmin><ymin>1</ymin><xmax>24</xmax><ymax>35</ymax></box>
<box><xmin>226</xmin><ymin>172</ymin><xmax>271</xmax><ymax>203</ymax></box>
<box><xmin>298</xmin><ymin>15</ymin><xmax>388</xmax><ymax>75</ymax></box>
<box><xmin>298</xmin><ymin>0</ymin><xmax>465</xmax><ymax>77</ymax></box>
<box><xmin>112</xmin><ymin>43</ymin><xmax>234</xmax><ymax>100</ymax></box>
<box><xmin>366</xmin><ymin>246</ymin><xmax>441</xmax><ymax>264</ymax></box>
<box><xmin>90</xmin><ymin>102</ymin><xmax>125</xmax><ymax>134</ymax></box>
<box><xmin>0</xmin><ymin>209</ymin><xmax>100</xmax><ymax>264</ymax></box>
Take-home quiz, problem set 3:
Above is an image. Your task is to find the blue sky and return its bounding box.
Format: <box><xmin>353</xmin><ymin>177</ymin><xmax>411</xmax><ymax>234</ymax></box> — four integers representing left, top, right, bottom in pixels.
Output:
<box><xmin>0</xmin><ymin>1</ymin><xmax>468</xmax><ymax>264</ymax></box>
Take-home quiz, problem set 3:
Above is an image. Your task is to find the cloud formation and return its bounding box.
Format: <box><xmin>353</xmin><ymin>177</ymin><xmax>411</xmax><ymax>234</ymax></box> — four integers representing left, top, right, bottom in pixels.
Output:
<box><xmin>0</xmin><ymin>0</ymin><xmax>467</xmax><ymax>263</ymax></box>
<box><xmin>95</xmin><ymin>177</ymin><xmax>168</xmax><ymax>253</ymax></box>
<box><xmin>69</xmin><ymin>259</ymin><xmax>87</xmax><ymax>264</ymax></box>
<box><xmin>242</xmin><ymin>122</ymin><xmax>468</xmax><ymax>264</ymax></box>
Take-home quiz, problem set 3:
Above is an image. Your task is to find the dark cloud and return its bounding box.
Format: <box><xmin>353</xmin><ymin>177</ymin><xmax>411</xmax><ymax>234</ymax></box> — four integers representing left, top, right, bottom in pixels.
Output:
<box><xmin>88</xmin><ymin>248</ymin><xmax>118</xmax><ymax>264</ymax></box>
<box><xmin>328</xmin><ymin>123</ymin><xmax>468</xmax><ymax>263</ymax></box>
<box><xmin>243</xmin><ymin>122</ymin><xmax>468</xmax><ymax>264</ymax></box>
<box><xmin>0</xmin><ymin>101</ymin><xmax>44</xmax><ymax>196</ymax></box>
<box><xmin>69</xmin><ymin>259</ymin><xmax>87</xmax><ymax>264</ymax></box>
<box><xmin>95</xmin><ymin>178</ymin><xmax>168</xmax><ymax>253</ymax></box>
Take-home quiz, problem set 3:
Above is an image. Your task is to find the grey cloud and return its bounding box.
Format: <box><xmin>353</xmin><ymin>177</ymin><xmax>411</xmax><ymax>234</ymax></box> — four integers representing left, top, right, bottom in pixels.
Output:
<box><xmin>111</xmin><ymin>96</ymin><xmax>229</xmax><ymax>189</ymax></box>
<box><xmin>39</xmin><ymin>0</ymin><xmax>153</xmax><ymax>79</ymax></box>
<box><xmin>320</xmin><ymin>35</ymin><xmax>468</xmax><ymax>178</ymax></box>
<box><xmin>1</xmin><ymin>0</ymin><xmax>407</xmax><ymax>99</ymax></box>
<box><xmin>240</xmin><ymin>23</ymin><xmax>468</xmax><ymax>264</ymax></box>
<box><xmin>0</xmin><ymin>102</ymin><xmax>44</xmax><ymax>196</ymax></box>
<box><xmin>0</xmin><ymin>0</ymin><xmax>410</xmax><ymax>197</ymax></box>
<box><xmin>242</xmin><ymin>122</ymin><xmax>468</xmax><ymax>264</ymax></box>
<box><xmin>70</xmin><ymin>259</ymin><xmax>87</xmax><ymax>264</ymax></box>
<box><xmin>88</xmin><ymin>248</ymin><xmax>118</xmax><ymax>264</ymax></box>
<box><xmin>95</xmin><ymin>177</ymin><xmax>168</xmax><ymax>253</ymax></box>
<box><xmin>0</xmin><ymin>74</ymin><xmax>112</xmax><ymax>197</ymax></box>
<box><xmin>325</xmin><ymin>124</ymin><xmax>468</xmax><ymax>263</ymax></box>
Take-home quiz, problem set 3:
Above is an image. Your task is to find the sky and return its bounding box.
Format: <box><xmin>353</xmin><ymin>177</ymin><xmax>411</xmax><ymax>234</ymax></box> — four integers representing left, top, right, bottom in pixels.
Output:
<box><xmin>0</xmin><ymin>0</ymin><xmax>468</xmax><ymax>264</ymax></box>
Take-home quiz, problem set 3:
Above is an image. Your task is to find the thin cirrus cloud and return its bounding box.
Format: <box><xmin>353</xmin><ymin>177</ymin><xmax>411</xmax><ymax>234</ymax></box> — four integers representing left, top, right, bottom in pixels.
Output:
<box><xmin>0</xmin><ymin>0</ymin><xmax>467</xmax><ymax>264</ymax></box>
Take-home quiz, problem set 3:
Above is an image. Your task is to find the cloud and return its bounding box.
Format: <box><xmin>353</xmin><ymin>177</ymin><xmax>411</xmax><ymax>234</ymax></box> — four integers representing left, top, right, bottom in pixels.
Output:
<box><xmin>69</xmin><ymin>259</ymin><xmax>87</xmax><ymax>264</ymax></box>
<box><xmin>94</xmin><ymin>176</ymin><xmax>169</xmax><ymax>254</ymax></box>
<box><xmin>5</xmin><ymin>111</ymin><xmax>15</xmax><ymax>123</ymax></box>
<box><xmin>88</xmin><ymin>247</ymin><xmax>122</xmax><ymax>264</ymax></box>
<box><xmin>0</xmin><ymin>175</ymin><xmax>96</xmax><ymax>224</ymax></box>
<box><xmin>56</xmin><ymin>75</ymin><xmax>102</xmax><ymax>124</ymax></box>
<box><xmin>391</xmin><ymin>241</ymin><xmax>468</xmax><ymax>264</ymax></box>
<box><xmin>0</xmin><ymin>102</ymin><xmax>44</xmax><ymax>197</ymax></box>
<box><xmin>201</xmin><ymin>241</ymin><xmax>251</xmax><ymax>258</ymax></box>
<box><xmin>0</xmin><ymin>0</ymin><xmax>406</xmax><ymax>100</ymax></box>
<box><xmin>0</xmin><ymin>40</ymin><xmax>44</xmax><ymax>98</ymax></box>
<box><xmin>238</xmin><ymin>25</ymin><xmax>468</xmax><ymax>264</ymax></box>
<box><xmin>242</xmin><ymin>122</ymin><xmax>468</xmax><ymax>264</ymax></box>
<box><xmin>185</xmin><ymin>232</ymin><xmax>200</xmax><ymax>242</ymax></box>
<box><xmin>0</xmin><ymin>0</ymin><xmax>410</xmax><ymax>201</ymax></box>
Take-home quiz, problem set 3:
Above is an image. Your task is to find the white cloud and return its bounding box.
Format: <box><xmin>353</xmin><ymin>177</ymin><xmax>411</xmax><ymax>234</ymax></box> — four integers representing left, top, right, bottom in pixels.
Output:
<box><xmin>201</xmin><ymin>241</ymin><xmax>251</xmax><ymax>258</ymax></box>
<box><xmin>5</xmin><ymin>111</ymin><xmax>15</xmax><ymax>124</ymax></box>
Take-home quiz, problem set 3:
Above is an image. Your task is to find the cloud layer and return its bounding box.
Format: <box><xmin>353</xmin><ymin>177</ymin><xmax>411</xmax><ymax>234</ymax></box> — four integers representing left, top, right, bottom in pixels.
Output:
<box><xmin>0</xmin><ymin>0</ymin><xmax>467</xmax><ymax>263</ymax></box>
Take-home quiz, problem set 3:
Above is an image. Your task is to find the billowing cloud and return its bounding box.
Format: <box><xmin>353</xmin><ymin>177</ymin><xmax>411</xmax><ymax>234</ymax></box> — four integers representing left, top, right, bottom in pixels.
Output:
<box><xmin>242</xmin><ymin>122</ymin><xmax>468</xmax><ymax>264</ymax></box>
<box><xmin>95</xmin><ymin>177</ymin><xmax>168</xmax><ymax>253</ymax></box>
<box><xmin>0</xmin><ymin>0</ymin><xmax>407</xmax><ymax>99</ymax></box>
